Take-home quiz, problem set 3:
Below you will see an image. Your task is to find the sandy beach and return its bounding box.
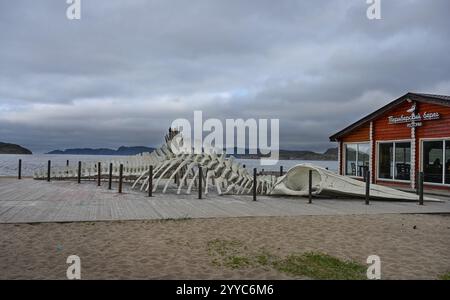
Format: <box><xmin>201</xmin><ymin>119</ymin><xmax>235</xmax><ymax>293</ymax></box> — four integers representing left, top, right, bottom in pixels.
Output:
<box><xmin>1</xmin><ymin>214</ymin><xmax>449</xmax><ymax>280</ymax></box>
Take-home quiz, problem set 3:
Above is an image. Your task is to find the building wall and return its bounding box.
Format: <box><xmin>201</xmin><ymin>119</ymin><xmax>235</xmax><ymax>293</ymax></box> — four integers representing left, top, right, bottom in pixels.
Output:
<box><xmin>373</xmin><ymin>101</ymin><xmax>412</xmax><ymax>141</ymax></box>
<box><xmin>337</xmin><ymin>99</ymin><xmax>450</xmax><ymax>189</ymax></box>
<box><xmin>340</xmin><ymin>123</ymin><xmax>370</xmax><ymax>143</ymax></box>
<box><xmin>415</xmin><ymin>102</ymin><xmax>450</xmax><ymax>187</ymax></box>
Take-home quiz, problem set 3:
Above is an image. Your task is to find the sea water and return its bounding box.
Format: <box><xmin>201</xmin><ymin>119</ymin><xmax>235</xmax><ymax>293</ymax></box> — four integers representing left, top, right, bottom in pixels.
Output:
<box><xmin>0</xmin><ymin>154</ymin><xmax>338</xmax><ymax>177</ymax></box>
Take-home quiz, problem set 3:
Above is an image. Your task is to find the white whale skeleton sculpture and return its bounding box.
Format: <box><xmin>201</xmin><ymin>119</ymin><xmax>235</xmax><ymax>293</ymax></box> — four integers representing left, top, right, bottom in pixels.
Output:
<box><xmin>34</xmin><ymin>131</ymin><xmax>438</xmax><ymax>201</ymax></box>
<box><xmin>34</xmin><ymin>131</ymin><xmax>277</xmax><ymax>196</ymax></box>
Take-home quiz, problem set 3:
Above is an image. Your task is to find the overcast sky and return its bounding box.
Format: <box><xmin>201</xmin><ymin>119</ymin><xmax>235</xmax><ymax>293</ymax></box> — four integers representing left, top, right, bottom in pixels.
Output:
<box><xmin>1</xmin><ymin>0</ymin><xmax>450</xmax><ymax>153</ymax></box>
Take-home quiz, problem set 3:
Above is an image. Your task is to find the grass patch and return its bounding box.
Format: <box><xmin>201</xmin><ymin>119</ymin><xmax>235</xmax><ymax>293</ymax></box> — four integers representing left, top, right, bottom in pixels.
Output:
<box><xmin>207</xmin><ymin>239</ymin><xmax>254</xmax><ymax>269</ymax></box>
<box><xmin>439</xmin><ymin>272</ymin><xmax>450</xmax><ymax>280</ymax></box>
<box><xmin>206</xmin><ymin>239</ymin><xmax>366</xmax><ymax>280</ymax></box>
<box><xmin>225</xmin><ymin>256</ymin><xmax>252</xmax><ymax>269</ymax></box>
<box><xmin>273</xmin><ymin>252</ymin><xmax>366</xmax><ymax>280</ymax></box>
<box><xmin>254</xmin><ymin>250</ymin><xmax>278</xmax><ymax>267</ymax></box>
<box><xmin>158</xmin><ymin>215</ymin><xmax>191</xmax><ymax>223</ymax></box>
<box><xmin>207</xmin><ymin>239</ymin><xmax>244</xmax><ymax>257</ymax></box>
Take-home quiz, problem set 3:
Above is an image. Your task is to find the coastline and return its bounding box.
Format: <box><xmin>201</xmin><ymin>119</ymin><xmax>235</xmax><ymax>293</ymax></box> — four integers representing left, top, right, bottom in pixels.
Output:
<box><xmin>0</xmin><ymin>154</ymin><xmax>339</xmax><ymax>177</ymax></box>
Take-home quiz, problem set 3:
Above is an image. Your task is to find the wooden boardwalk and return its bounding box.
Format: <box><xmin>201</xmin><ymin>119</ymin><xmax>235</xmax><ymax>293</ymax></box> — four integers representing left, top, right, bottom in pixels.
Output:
<box><xmin>0</xmin><ymin>178</ymin><xmax>449</xmax><ymax>224</ymax></box>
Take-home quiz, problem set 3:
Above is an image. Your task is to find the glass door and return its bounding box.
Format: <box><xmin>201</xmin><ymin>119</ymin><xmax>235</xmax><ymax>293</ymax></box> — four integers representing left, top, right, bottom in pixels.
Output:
<box><xmin>378</xmin><ymin>141</ymin><xmax>411</xmax><ymax>181</ymax></box>
<box><xmin>422</xmin><ymin>140</ymin><xmax>450</xmax><ymax>185</ymax></box>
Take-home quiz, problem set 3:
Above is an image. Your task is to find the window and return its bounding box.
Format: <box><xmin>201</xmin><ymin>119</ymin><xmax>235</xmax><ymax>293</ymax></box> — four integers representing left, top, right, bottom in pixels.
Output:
<box><xmin>345</xmin><ymin>144</ymin><xmax>357</xmax><ymax>176</ymax></box>
<box><xmin>446</xmin><ymin>142</ymin><xmax>450</xmax><ymax>185</ymax></box>
<box><xmin>378</xmin><ymin>143</ymin><xmax>393</xmax><ymax>179</ymax></box>
<box><xmin>345</xmin><ymin>143</ymin><xmax>370</xmax><ymax>177</ymax></box>
<box><xmin>394</xmin><ymin>142</ymin><xmax>411</xmax><ymax>180</ymax></box>
<box><xmin>378</xmin><ymin>141</ymin><xmax>411</xmax><ymax>181</ymax></box>
<box><xmin>358</xmin><ymin>144</ymin><xmax>370</xmax><ymax>176</ymax></box>
<box><xmin>423</xmin><ymin>140</ymin><xmax>450</xmax><ymax>185</ymax></box>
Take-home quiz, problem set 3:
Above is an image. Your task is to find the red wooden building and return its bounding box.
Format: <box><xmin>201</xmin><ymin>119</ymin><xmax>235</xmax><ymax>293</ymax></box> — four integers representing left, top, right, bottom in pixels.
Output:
<box><xmin>330</xmin><ymin>93</ymin><xmax>450</xmax><ymax>190</ymax></box>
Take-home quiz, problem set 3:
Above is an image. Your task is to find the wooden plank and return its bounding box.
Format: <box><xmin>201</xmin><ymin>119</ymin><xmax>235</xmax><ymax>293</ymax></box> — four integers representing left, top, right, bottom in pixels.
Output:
<box><xmin>0</xmin><ymin>178</ymin><xmax>449</xmax><ymax>223</ymax></box>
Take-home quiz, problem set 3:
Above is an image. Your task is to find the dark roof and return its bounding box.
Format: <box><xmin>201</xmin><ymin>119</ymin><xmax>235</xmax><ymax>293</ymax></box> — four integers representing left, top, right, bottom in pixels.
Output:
<box><xmin>329</xmin><ymin>92</ymin><xmax>450</xmax><ymax>141</ymax></box>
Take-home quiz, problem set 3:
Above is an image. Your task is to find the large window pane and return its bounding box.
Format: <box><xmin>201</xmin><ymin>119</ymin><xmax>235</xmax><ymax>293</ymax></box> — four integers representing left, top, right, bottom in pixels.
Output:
<box><xmin>379</xmin><ymin>143</ymin><xmax>393</xmax><ymax>179</ymax></box>
<box><xmin>345</xmin><ymin>143</ymin><xmax>370</xmax><ymax>177</ymax></box>
<box><xmin>357</xmin><ymin>144</ymin><xmax>370</xmax><ymax>177</ymax></box>
<box><xmin>394</xmin><ymin>142</ymin><xmax>411</xmax><ymax>180</ymax></box>
<box><xmin>445</xmin><ymin>141</ymin><xmax>450</xmax><ymax>184</ymax></box>
<box><xmin>345</xmin><ymin>144</ymin><xmax>357</xmax><ymax>176</ymax></box>
<box><xmin>423</xmin><ymin>141</ymin><xmax>443</xmax><ymax>183</ymax></box>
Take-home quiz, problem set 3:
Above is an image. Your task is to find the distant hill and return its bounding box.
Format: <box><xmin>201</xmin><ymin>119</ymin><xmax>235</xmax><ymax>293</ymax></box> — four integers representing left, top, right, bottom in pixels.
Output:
<box><xmin>231</xmin><ymin>147</ymin><xmax>338</xmax><ymax>161</ymax></box>
<box><xmin>322</xmin><ymin>147</ymin><xmax>338</xmax><ymax>160</ymax></box>
<box><xmin>279</xmin><ymin>148</ymin><xmax>337</xmax><ymax>160</ymax></box>
<box><xmin>47</xmin><ymin>146</ymin><xmax>155</xmax><ymax>156</ymax></box>
<box><xmin>46</xmin><ymin>145</ymin><xmax>338</xmax><ymax>160</ymax></box>
<box><xmin>0</xmin><ymin>142</ymin><xmax>32</xmax><ymax>154</ymax></box>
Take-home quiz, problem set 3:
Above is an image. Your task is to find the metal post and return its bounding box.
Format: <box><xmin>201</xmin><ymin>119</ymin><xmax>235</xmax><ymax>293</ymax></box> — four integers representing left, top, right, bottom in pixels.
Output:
<box><xmin>198</xmin><ymin>165</ymin><xmax>202</xmax><ymax>199</ymax></box>
<box><xmin>308</xmin><ymin>170</ymin><xmax>312</xmax><ymax>204</ymax></box>
<box><xmin>149</xmin><ymin>165</ymin><xmax>153</xmax><ymax>197</ymax></box>
<box><xmin>416</xmin><ymin>170</ymin><xmax>419</xmax><ymax>195</ymax></box>
<box><xmin>18</xmin><ymin>159</ymin><xmax>22</xmax><ymax>180</ymax></box>
<box><xmin>280</xmin><ymin>166</ymin><xmax>283</xmax><ymax>177</ymax></box>
<box><xmin>365</xmin><ymin>170</ymin><xmax>370</xmax><ymax>205</ymax></box>
<box><xmin>66</xmin><ymin>160</ymin><xmax>69</xmax><ymax>167</ymax></box>
<box><xmin>118</xmin><ymin>164</ymin><xmax>123</xmax><ymax>194</ymax></box>
<box><xmin>108</xmin><ymin>163</ymin><xmax>113</xmax><ymax>190</ymax></box>
<box><xmin>97</xmin><ymin>162</ymin><xmax>101</xmax><ymax>186</ymax></box>
<box><xmin>47</xmin><ymin>160</ymin><xmax>51</xmax><ymax>182</ymax></box>
<box><xmin>78</xmin><ymin>161</ymin><xmax>81</xmax><ymax>184</ymax></box>
<box><xmin>253</xmin><ymin>168</ymin><xmax>257</xmax><ymax>201</ymax></box>
<box><xmin>419</xmin><ymin>172</ymin><xmax>424</xmax><ymax>205</ymax></box>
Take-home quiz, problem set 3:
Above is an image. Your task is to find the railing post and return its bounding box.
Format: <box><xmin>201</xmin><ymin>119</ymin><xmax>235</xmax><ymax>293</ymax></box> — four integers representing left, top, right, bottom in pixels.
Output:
<box><xmin>253</xmin><ymin>168</ymin><xmax>257</xmax><ymax>201</ymax></box>
<box><xmin>18</xmin><ymin>159</ymin><xmax>22</xmax><ymax>180</ymax></box>
<box><xmin>280</xmin><ymin>166</ymin><xmax>283</xmax><ymax>177</ymax></box>
<box><xmin>47</xmin><ymin>160</ymin><xmax>51</xmax><ymax>182</ymax></box>
<box><xmin>365</xmin><ymin>170</ymin><xmax>370</xmax><ymax>205</ymax></box>
<box><xmin>416</xmin><ymin>170</ymin><xmax>420</xmax><ymax>195</ymax></box>
<box><xmin>149</xmin><ymin>165</ymin><xmax>153</xmax><ymax>197</ymax></box>
<box><xmin>78</xmin><ymin>161</ymin><xmax>81</xmax><ymax>184</ymax></box>
<box><xmin>108</xmin><ymin>163</ymin><xmax>113</xmax><ymax>190</ymax></box>
<box><xmin>308</xmin><ymin>169</ymin><xmax>313</xmax><ymax>204</ymax></box>
<box><xmin>419</xmin><ymin>172</ymin><xmax>424</xmax><ymax>205</ymax></box>
<box><xmin>118</xmin><ymin>164</ymin><xmax>123</xmax><ymax>194</ymax></box>
<box><xmin>198</xmin><ymin>165</ymin><xmax>202</xmax><ymax>199</ymax></box>
<box><xmin>97</xmin><ymin>162</ymin><xmax>101</xmax><ymax>186</ymax></box>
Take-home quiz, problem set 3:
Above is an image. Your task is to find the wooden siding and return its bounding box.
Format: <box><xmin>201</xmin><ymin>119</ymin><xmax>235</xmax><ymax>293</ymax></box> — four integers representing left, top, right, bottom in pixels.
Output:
<box><xmin>416</xmin><ymin>102</ymin><xmax>450</xmax><ymax>138</ymax></box>
<box><xmin>340</xmin><ymin>123</ymin><xmax>370</xmax><ymax>143</ymax></box>
<box><xmin>373</xmin><ymin>101</ymin><xmax>412</xmax><ymax>141</ymax></box>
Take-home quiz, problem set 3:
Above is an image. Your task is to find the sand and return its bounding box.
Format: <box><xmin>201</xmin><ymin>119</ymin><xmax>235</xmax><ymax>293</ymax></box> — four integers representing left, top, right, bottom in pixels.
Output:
<box><xmin>0</xmin><ymin>214</ymin><xmax>449</xmax><ymax>280</ymax></box>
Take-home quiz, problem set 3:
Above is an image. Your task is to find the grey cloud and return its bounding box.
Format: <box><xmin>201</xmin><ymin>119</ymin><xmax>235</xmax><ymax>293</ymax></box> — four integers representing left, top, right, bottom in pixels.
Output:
<box><xmin>1</xmin><ymin>0</ymin><xmax>450</xmax><ymax>153</ymax></box>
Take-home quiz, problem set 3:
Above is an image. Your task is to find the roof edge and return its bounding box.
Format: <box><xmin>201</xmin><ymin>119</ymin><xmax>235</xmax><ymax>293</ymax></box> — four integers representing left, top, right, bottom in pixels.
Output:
<box><xmin>329</xmin><ymin>92</ymin><xmax>450</xmax><ymax>141</ymax></box>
